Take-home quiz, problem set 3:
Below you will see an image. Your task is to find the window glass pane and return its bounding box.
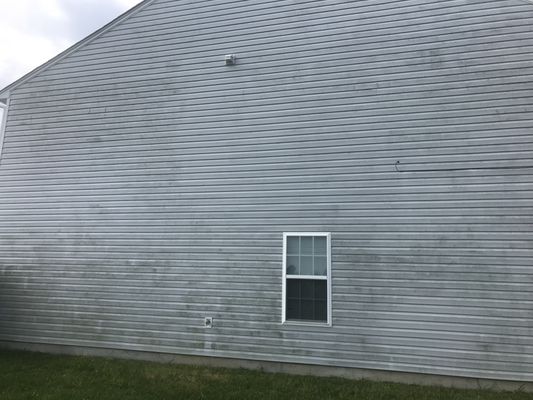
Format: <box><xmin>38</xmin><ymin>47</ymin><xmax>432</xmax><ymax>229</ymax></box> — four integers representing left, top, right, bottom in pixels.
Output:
<box><xmin>286</xmin><ymin>256</ymin><xmax>299</xmax><ymax>275</ymax></box>
<box><xmin>300</xmin><ymin>300</ymin><xmax>314</xmax><ymax>320</ymax></box>
<box><xmin>286</xmin><ymin>280</ymin><xmax>301</xmax><ymax>320</ymax></box>
<box><xmin>287</xmin><ymin>279</ymin><xmax>300</xmax><ymax>298</ymax></box>
<box><xmin>301</xmin><ymin>236</ymin><xmax>313</xmax><ymax>255</ymax></box>
<box><xmin>314</xmin><ymin>280</ymin><xmax>327</xmax><ymax>300</ymax></box>
<box><xmin>286</xmin><ymin>236</ymin><xmax>299</xmax><ymax>255</ymax></box>
<box><xmin>300</xmin><ymin>280</ymin><xmax>314</xmax><ymax>299</ymax></box>
<box><xmin>313</xmin><ymin>256</ymin><xmax>327</xmax><ymax>276</ymax></box>
<box><xmin>315</xmin><ymin>300</ymin><xmax>327</xmax><ymax>321</ymax></box>
<box><xmin>314</xmin><ymin>236</ymin><xmax>327</xmax><ymax>255</ymax></box>
<box><xmin>300</xmin><ymin>256</ymin><xmax>313</xmax><ymax>275</ymax></box>
<box><xmin>286</xmin><ymin>299</ymin><xmax>300</xmax><ymax>320</ymax></box>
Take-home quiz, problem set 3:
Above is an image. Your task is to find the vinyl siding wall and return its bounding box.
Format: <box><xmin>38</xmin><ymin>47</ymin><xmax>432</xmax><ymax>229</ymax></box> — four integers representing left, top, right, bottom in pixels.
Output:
<box><xmin>0</xmin><ymin>0</ymin><xmax>532</xmax><ymax>381</ymax></box>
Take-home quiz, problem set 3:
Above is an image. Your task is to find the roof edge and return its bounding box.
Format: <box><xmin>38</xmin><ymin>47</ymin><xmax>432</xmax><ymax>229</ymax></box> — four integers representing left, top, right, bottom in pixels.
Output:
<box><xmin>0</xmin><ymin>0</ymin><xmax>156</xmax><ymax>98</ymax></box>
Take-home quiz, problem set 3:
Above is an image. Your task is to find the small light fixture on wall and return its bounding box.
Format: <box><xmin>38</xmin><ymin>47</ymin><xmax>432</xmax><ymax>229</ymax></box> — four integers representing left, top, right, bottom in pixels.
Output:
<box><xmin>225</xmin><ymin>54</ymin><xmax>237</xmax><ymax>65</ymax></box>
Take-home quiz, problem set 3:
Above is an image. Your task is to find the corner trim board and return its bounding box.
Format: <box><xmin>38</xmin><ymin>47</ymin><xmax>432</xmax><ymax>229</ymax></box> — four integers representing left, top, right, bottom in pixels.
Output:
<box><xmin>0</xmin><ymin>98</ymin><xmax>9</xmax><ymax>162</ymax></box>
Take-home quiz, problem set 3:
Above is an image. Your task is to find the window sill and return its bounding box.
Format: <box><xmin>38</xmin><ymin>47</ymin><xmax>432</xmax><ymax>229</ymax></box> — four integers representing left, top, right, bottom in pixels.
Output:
<box><xmin>282</xmin><ymin>320</ymin><xmax>332</xmax><ymax>327</ymax></box>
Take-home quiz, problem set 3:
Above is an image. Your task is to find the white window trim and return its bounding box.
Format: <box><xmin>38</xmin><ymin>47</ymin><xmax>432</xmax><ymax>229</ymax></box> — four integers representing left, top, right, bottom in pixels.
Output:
<box><xmin>0</xmin><ymin>99</ymin><xmax>9</xmax><ymax>162</ymax></box>
<box><xmin>282</xmin><ymin>232</ymin><xmax>332</xmax><ymax>326</ymax></box>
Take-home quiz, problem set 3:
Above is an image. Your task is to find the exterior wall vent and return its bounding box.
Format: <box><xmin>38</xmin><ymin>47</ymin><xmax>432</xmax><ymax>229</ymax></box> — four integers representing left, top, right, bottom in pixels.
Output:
<box><xmin>225</xmin><ymin>54</ymin><xmax>237</xmax><ymax>65</ymax></box>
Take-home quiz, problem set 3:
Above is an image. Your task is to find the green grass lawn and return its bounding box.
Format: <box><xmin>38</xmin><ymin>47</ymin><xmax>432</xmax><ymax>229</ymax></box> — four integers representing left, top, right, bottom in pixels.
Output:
<box><xmin>0</xmin><ymin>350</ymin><xmax>531</xmax><ymax>400</ymax></box>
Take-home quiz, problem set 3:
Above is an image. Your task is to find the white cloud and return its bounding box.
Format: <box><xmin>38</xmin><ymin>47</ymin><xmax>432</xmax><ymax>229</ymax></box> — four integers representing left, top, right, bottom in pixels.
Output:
<box><xmin>0</xmin><ymin>0</ymin><xmax>144</xmax><ymax>89</ymax></box>
<box><xmin>114</xmin><ymin>0</ymin><xmax>144</xmax><ymax>8</ymax></box>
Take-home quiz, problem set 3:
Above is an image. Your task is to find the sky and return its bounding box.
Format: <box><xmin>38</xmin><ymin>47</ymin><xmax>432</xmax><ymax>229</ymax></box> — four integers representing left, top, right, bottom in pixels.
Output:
<box><xmin>0</xmin><ymin>0</ymin><xmax>144</xmax><ymax>90</ymax></box>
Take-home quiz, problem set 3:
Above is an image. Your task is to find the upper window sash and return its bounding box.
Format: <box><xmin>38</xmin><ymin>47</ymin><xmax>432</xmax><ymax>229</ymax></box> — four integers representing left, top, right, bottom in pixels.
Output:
<box><xmin>285</xmin><ymin>233</ymin><xmax>329</xmax><ymax>277</ymax></box>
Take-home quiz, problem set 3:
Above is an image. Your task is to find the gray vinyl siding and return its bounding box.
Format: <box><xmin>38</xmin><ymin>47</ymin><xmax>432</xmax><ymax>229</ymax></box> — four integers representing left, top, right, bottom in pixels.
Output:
<box><xmin>1</xmin><ymin>0</ymin><xmax>533</xmax><ymax>381</ymax></box>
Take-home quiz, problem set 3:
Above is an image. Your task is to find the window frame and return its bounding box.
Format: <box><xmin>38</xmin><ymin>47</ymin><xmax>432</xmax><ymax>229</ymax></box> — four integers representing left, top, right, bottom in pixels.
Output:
<box><xmin>282</xmin><ymin>232</ymin><xmax>332</xmax><ymax>326</ymax></box>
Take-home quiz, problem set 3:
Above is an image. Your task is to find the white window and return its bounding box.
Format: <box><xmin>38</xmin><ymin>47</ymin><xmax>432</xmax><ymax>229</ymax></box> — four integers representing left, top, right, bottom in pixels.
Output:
<box><xmin>282</xmin><ymin>232</ymin><xmax>332</xmax><ymax>325</ymax></box>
